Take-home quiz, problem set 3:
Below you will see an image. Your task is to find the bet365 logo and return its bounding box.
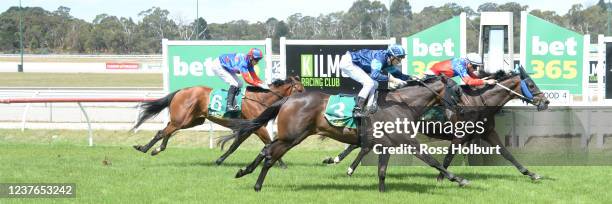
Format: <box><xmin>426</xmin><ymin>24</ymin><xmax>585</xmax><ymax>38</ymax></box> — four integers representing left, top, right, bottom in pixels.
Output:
<box><xmin>172</xmin><ymin>56</ymin><xmax>260</xmax><ymax>77</ymax></box>
<box><xmin>300</xmin><ymin>54</ymin><xmax>347</xmax><ymax>78</ymax></box>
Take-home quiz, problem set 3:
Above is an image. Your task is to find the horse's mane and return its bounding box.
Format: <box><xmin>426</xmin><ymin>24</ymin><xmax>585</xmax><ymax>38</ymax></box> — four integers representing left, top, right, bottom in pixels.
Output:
<box><xmin>245</xmin><ymin>86</ymin><xmax>270</xmax><ymax>93</ymax></box>
<box><xmin>245</xmin><ymin>77</ymin><xmax>295</xmax><ymax>93</ymax></box>
<box><xmin>492</xmin><ymin>70</ymin><xmax>519</xmax><ymax>81</ymax></box>
<box><xmin>271</xmin><ymin>78</ymin><xmax>294</xmax><ymax>87</ymax></box>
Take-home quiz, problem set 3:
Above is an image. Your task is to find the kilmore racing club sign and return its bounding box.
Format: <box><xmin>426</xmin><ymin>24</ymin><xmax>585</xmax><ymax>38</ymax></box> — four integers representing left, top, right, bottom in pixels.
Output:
<box><xmin>282</xmin><ymin>39</ymin><xmax>392</xmax><ymax>94</ymax></box>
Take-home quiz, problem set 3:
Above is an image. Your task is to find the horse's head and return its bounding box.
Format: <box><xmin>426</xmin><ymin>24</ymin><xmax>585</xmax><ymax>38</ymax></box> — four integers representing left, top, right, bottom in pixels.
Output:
<box><xmin>269</xmin><ymin>76</ymin><xmax>304</xmax><ymax>96</ymax></box>
<box><xmin>494</xmin><ymin>66</ymin><xmax>549</xmax><ymax>111</ymax></box>
<box><xmin>516</xmin><ymin>65</ymin><xmax>549</xmax><ymax>111</ymax></box>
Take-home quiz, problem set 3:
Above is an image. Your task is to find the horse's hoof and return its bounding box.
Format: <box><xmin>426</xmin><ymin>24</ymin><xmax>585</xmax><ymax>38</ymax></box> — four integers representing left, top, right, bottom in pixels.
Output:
<box><xmin>458</xmin><ymin>178</ymin><xmax>469</xmax><ymax>187</ymax></box>
<box><xmin>347</xmin><ymin>167</ymin><xmax>354</xmax><ymax>176</ymax></box>
<box><xmin>322</xmin><ymin>157</ymin><xmax>333</xmax><ymax>164</ymax></box>
<box><xmin>530</xmin><ymin>173</ymin><xmax>542</xmax><ymax>181</ymax></box>
<box><xmin>436</xmin><ymin>173</ymin><xmax>445</xmax><ymax>182</ymax></box>
<box><xmin>151</xmin><ymin>147</ymin><xmax>162</xmax><ymax>156</ymax></box>
<box><xmin>215</xmin><ymin>159</ymin><xmax>224</xmax><ymax>166</ymax></box>
<box><xmin>254</xmin><ymin>184</ymin><xmax>262</xmax><ymax>192</ymax></box>
<box><xmin>133</xmin><ymin>145</ymin><xmax>144</xmax><ymax>153</ymax></box>
<box><xmin>278</xmin><ymin>163</ymin><xmax>288</xmax><ymax>169</ymax></box>
<box><xmin>235</xmin><ymin>169</ymin><xmax>245</xmax><ymax>178</ymax></box>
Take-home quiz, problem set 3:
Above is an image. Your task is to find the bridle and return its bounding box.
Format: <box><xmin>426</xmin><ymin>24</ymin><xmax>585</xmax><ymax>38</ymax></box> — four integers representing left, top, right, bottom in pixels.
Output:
<box><xmin>494</xmin><ymin>74</ymin><xmax>542</xmax><ymax>106</ymax></box>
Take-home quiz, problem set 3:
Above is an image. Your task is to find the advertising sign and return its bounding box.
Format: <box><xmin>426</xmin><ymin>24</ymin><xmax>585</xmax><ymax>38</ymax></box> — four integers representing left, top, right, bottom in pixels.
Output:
<box><xmin>402</xmin><ymin>13</ymin><xmax>466</xmax><ymax>77</ymax></box>
<box><xmin>521</xmin><ymin>13</ymin><xmax>587</xmax><ymax>95</ymax></box>
<box><xmin>282</xmin><ymin>39</ymin><xmax>393</xmax><ymax>94</ymax></box>
<box><xmin>163</xmin><ymin>39</ymin><xmax>272</xmax><ymax>92</ymax></box>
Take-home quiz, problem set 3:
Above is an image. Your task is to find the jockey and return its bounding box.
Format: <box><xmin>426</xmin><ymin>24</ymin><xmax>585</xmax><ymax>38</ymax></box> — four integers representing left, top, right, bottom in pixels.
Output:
<box><xmin>339</xmin><ymin>44</ymin><xmax>411</xmax><ymax>118</ymax></box>
<box><xmin>425</xmin><ymin>53</ymin><xmax>496</xmax><ymax>86</ymax></box>
<box><xmin>209</xmin><ymin>48</ymin><xmax>266</xmax><ymax>112</ymax></box>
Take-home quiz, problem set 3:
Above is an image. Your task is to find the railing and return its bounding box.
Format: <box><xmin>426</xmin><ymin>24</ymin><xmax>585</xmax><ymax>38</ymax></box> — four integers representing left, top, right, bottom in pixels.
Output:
<box><xmin>0</xmin><ymin>89</ymin><xmax>166</xmax><ymax>146</ymax></box>
<box><xmin>0</xmin><ymin>89</ymin><xmax>236</xmax><ymax>148</ymax></box>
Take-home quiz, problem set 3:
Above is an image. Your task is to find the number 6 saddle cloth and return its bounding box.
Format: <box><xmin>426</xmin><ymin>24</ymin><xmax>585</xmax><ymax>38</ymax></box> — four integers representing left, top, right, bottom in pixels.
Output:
<box><xmin>207</xmin><ymin>88</ymin><xmax>245</xmax><ymax>118</ymax></box>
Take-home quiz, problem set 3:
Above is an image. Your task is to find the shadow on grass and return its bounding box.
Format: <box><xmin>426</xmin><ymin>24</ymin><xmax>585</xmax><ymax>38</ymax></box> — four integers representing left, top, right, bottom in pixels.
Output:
<box><xmin>157</xmin><ymin>161</ymin><xmax>318</xmax><ymax>168</ymax></box>
<box><xmin>327</xmin><ymin>171</ymin><xmax>529</xmax><ymax>182</ymax></box>
<box><xmin>280</xmin><ymin>181</ymin><xmax>483</xmax><ymax>193</ymax></box>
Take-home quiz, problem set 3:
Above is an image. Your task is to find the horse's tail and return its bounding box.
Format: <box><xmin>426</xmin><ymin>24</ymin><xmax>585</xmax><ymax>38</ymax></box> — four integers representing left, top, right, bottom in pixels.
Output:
<box><xmin>131</xmin><ymin>90</ymin><xmax>180</xmax><ymax>131</ymax></box>
<box><xmin>218</xmin><ymin>97</ymin><xmax>288</xmax><ymax>149</ymax></box>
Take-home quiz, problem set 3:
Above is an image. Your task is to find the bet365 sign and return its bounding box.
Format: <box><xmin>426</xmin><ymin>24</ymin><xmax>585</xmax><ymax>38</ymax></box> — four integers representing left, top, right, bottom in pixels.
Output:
<box><xmin>522</xmin><ymin>14</ymin><xmax>586</xmax><ymax>94</ymax></box>
<box><xmin>403</xmin><ymin>13</ymin><xmax>466</xmax><ymax>77</ymax></box>
<box><xmin>163</xmin><ymin>40</ymin><xmax>270</xmax><ymax>92</ymax></box>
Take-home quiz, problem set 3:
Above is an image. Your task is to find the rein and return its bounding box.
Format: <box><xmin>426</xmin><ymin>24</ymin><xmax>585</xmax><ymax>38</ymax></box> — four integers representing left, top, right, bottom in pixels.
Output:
<box><xmin>494</xmin><ymin>82</ymin><xmax>536</xmax><ymax>105</ymax></box>
<box><xmin>412</xmin><ymin>76</ymin><xmax>455</xmax><ymax>107</ymax></box>
<box><xmin>242</xmin><ymin>80</ymin><xmax>297</xmax><ymax>108</ymax></box>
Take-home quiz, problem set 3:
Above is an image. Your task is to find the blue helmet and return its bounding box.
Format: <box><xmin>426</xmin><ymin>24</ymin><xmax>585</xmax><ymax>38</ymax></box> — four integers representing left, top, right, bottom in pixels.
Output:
<box><xmin>387</xmin><ymin>44</ymin><xmax>406</xmax><ymax>58</ymax></box>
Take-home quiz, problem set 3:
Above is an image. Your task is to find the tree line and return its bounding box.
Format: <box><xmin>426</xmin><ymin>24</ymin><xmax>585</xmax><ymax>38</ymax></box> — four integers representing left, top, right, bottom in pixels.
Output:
<box><xmin>0</xmin><ymin>0</ymin><xmax>610</xmax><ymax>54</ymax></box>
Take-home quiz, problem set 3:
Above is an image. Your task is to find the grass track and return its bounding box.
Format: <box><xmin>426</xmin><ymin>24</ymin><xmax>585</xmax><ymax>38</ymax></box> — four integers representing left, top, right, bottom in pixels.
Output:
<box><xmin>0</xmin><ymin>129</ymin><xmax>611</xmax><ymax>203</ymax></box>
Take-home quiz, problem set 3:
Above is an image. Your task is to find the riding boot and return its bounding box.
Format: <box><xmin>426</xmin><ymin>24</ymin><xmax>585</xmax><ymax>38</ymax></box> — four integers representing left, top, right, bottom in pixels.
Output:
<box><xmin>226</xmin><ymin>85</ymin><xmax>239</xmax><ymax>112</ymax></box>
<box><xmin>352</xmin><ymin>96</ymin><xmax>367</xmax><ymax>118</ymax></box>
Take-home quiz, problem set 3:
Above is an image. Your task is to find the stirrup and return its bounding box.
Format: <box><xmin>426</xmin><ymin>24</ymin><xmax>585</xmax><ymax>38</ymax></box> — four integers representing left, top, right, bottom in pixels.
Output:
<box><xmin>353</xmin><ymin>108</ymin><xmax>366</xmax><ymax>118</ymax></box>
<box><xmin>226</xmin><ymin>105</ymin><xmax>238</xmax><ymax>112</ymax></box>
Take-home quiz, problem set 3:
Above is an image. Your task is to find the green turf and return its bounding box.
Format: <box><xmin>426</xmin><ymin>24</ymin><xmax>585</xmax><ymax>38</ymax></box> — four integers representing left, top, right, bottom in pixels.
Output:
<box><xmin>0</xmin><ymin>129</ymin><xmax>611</xmax><ymax>203</ymax></box>
<box><xmin>0</xmin><ymin>73</ymin><xmax>162</xmax><ymax>88</ymax></box>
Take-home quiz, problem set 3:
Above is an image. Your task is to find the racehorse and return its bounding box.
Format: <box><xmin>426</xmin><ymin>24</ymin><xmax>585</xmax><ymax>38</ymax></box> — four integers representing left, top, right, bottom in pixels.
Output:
<box><xmin>221</xmin><ymin>76</ymin><xmax>476</xmax><ymax>192</ymax></box>
<box><xmin>324</xmin><ymin>66</ymin><xmax>550</xmax><ymax>182</ymax></box>
<box><xmin>131</xmin><ymin>76</ymin><xmax>304</xmax><ymax>167</ymax></box>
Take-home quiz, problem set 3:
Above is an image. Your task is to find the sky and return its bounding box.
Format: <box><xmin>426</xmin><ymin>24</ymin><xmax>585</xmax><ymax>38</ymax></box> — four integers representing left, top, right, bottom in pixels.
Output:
<box><xmin>0</xmin><ymin>0</ymin><xmax>600</xmax><ymax>23</ymax></box>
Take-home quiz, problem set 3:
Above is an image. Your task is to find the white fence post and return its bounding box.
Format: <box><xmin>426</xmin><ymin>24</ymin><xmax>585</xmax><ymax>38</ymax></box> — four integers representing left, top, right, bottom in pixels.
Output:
<box><xmin>77</xmin><ymin>102</ymin><xmax>94</xmax><ymax>147</ymax></box>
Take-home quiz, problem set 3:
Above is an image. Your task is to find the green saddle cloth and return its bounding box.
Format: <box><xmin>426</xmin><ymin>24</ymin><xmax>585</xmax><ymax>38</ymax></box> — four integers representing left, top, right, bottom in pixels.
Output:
<box><xmin>208</xmin><ymin>88</ymin><xmax>245</xmax><ymax>118</ymax></box>
<box><xmin>324</xmin><ymin>94</ymin><xmax>357</xmax><ymax>129</ymax></box>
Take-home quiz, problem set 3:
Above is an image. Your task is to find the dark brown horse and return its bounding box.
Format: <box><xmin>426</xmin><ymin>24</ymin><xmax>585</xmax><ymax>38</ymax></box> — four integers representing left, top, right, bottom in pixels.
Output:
<box><xmin>131</xmin><ymin>76</ymin><xmax>304</xmax><ymax>166</ymax></box>
<box><xmin>221</xmin><ymin>76</ymin><xmax>476</xmax><ymax>192</ymax></box>
<box><xmin>325</xmin><ymin>66</ymin><xmax>550</xmax><ymax>182</ymax></box>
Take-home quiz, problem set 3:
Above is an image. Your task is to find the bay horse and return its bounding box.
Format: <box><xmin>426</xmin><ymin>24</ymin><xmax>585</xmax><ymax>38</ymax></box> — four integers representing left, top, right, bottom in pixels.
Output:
<box><xmin>131</xmin><ymin>76</ymin><xmax>304</xmax><ymax>166</ymax></box>
<box><xmin>325</xmin><ymin>66</ymin><xmax>550</xmax><ymax>182</ymax></box>
<box><xmin>221</xmin><ymin>76</ymin><xmax>475</xmax><ymax>192</ymax></box>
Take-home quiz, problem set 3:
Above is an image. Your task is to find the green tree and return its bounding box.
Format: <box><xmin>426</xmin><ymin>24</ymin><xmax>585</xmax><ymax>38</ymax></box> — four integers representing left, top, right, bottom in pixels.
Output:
<box><xmin>135</xmin><ymin>7</ymin><xmax>178</xmax><ymax>53</ymax></box>
<box><xmin>264</xmin><ymin>17</ymin><xmax>278</xmax><ymax>38</ymax></box>
<box><xmin>0</xmin><ymin>7</ymin><xmax>20</xmax><ymax>53</ymax></box>
<box><xmin>389</xmin><ymin>0</ymin><xmax>412</xmax><ymax>38</ymax></box>
<box><xmin>477</xmin><ymin>2</ymin><xmax>498</xmax><ymax>12</ymax></box>
<box><xmin>345</xmin><ymin>0</ymin><xmax>388</xmax><ymax>39</ymax></box>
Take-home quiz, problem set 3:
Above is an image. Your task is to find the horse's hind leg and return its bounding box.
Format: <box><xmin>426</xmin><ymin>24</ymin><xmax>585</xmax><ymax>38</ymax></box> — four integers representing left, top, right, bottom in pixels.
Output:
<box><xmin>133</xmin><ymin>130</ymin><xmax>163</xmax><ymax>153</ymax></box>
<box><xmin>323</xmin><ymin>144</ymin><xmax>358</xmax><ymax>164</ymax></box>
<box><xmin>347</xmin><ymin>146</ymin><xmax>371</xmax><ymax>176</ymax></box>
<box><xmin>484</xmin><ymin>130</ymin><xmax>541</xmax><ymax>181</ymax></box>
<box><xmin>411</xmin><ymin>142</ymin><xmax>469</xmax><ymax>187</ymax></box>
<box><xmin>378</xmin><ymin>153</ymin><xmax>390</xmax><ymax>192</ymax></box>
<box><xmin>150</xmin><ymin>117</ymin><xmax>204</xmax><ymax>156</ymax></box>
<box><xmin>215</xmin><ymin>127</ymin><xmax>286</xmax><ymax>167</ymax></box>
<box><xmin>254</xmin><ymin>127</ymin><xmax>288</xmax><ymax>169</ymax></box>
<box><xmin>150</xmin><ymin>122</ymin><xmax>181</xmax><ymax>156</ymax></box>
<box><xmin>235</xmin><ymin>141</ymin><xmax>272</xmax><ymax>178</ymax></box>
<box><xmin>437</xmin><ymin>138</ymin><xmax>463</xmax><ymax>182</ymax></box>
<box><xmin>253</xmin><ymin>140</ymin><xmax>295</xmax><ymax>192</ymax></box>
<box><xmin>215</xmin><ymin>128</ymin><xmax>252</xmax><ymax>165</ymax></box>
